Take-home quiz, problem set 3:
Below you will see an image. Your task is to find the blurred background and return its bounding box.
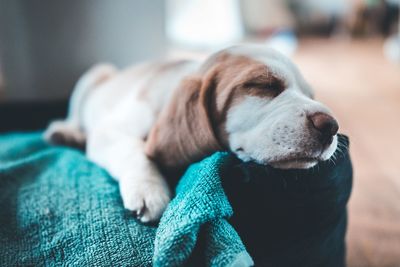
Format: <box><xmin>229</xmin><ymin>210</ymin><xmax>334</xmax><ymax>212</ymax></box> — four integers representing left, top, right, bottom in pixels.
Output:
<box><xmin>0</xmin><ymin>0</ymin><xmax>399</xmax><ymax>266</ymax></box>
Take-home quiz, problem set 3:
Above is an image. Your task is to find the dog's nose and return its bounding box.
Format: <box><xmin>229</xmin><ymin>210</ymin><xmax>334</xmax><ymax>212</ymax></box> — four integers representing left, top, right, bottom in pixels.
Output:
<box><xmin>308</xmin><ymin>112</ymin><xmax>339</xmax><ymax>145</ymax></box>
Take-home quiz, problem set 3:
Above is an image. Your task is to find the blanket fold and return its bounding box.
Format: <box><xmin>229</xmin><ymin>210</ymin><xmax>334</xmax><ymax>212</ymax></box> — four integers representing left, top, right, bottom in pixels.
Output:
<box><xmin>153</xmin><ymin>152</ymin><xmax>253</xmax><ymax>267</ymax></box>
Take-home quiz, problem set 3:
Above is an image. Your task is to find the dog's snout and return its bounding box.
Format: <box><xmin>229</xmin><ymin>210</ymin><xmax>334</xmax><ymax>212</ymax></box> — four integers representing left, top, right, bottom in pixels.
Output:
<box><xmin>308</xmin><ymin>112</ymin><xmax>339</xmax><ymax>145</ymax></box>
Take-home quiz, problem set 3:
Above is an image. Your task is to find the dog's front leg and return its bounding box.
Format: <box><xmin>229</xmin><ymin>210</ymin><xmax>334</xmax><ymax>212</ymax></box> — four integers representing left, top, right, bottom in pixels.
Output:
<box><xmin>86</xmin><ymin>127</ymin><xmax>171</xmax><ymax>223</ymax></box>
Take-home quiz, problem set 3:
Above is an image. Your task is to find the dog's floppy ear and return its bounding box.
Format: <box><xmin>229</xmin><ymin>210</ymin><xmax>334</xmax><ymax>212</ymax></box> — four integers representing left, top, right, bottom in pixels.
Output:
<box><xmin>144</xmin><ymin>71</ymin><xmax>223</xmax><ymax>169</ymax></box>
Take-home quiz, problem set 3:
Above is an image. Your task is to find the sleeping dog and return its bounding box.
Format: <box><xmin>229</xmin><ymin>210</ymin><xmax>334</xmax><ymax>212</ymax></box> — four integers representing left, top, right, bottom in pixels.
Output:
<box><xmin>44</xmin><ymin>46</ymin><xmax>339</xmax><ymax>223</ymax></box>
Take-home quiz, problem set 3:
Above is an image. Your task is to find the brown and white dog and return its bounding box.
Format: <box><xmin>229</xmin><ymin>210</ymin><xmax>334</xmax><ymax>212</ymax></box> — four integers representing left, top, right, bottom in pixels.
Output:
<box><xmin>44</xmin><ymin>45</ymin><xmax>339</xmax><ymax>223</ymax></box>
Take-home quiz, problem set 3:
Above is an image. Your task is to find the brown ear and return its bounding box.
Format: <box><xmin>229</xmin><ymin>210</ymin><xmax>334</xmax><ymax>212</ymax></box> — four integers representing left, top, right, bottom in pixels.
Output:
<box><xmin>144</xmin><ymin>74</ymin><xmax>223</xmax><ymax>170</ymax></box>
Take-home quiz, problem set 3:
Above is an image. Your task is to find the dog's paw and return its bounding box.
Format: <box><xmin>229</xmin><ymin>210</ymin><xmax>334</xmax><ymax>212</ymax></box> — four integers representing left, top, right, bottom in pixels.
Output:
<box><xmin>120</xmin><ymin>178</ymin><xmax>171</xmax><ymax>223</ymax></box>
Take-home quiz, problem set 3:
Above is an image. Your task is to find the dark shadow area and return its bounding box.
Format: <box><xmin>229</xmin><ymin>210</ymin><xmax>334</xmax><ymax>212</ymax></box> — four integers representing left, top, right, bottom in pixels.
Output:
<box><xmin>0</xmin><ymin>100</ymin><xmax>68</xmax><ymax>133</ymax></box>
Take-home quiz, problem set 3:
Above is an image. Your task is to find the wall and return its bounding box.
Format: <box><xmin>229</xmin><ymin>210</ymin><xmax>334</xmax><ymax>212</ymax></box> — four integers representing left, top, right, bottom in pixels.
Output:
<box><xmin>0</xmin><ymin>0</ymin><xmax>166</xmax><ymax>101</ymax></box>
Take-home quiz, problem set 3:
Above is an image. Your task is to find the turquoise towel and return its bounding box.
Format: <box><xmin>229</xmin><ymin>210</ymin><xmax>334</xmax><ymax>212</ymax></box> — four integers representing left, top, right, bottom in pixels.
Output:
<box><xmin>0</xmin><ymin>133</ymin><xmax>252</xmax><ymax>266</ymax></box>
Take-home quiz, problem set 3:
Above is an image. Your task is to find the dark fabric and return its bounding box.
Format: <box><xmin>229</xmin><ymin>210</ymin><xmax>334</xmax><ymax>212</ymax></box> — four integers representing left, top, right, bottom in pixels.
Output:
<box><xmin>223</xmin><ymin>135</ymin><xmax>352</xmax><ymax>267</ymax></box>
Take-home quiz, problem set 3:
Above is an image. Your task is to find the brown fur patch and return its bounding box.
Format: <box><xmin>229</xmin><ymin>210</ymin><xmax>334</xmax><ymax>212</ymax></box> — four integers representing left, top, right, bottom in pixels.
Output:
<box><xmin>145</xmin><ymin>77</ymin><xmax>222</xmax><ymax>169</ymax></box>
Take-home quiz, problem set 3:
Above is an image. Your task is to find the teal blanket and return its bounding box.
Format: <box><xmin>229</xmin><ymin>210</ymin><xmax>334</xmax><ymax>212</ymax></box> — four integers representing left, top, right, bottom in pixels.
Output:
<box><xmin>0</xmin><ymin>133</ymin><xmax>253</xmax><ymax>266</ymax></box>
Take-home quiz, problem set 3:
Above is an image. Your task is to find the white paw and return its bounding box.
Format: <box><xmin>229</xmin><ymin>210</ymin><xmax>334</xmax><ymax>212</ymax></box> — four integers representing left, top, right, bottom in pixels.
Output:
<box><xmin>120</xmin><ymin>177</ymin><xmax>171</xmax><ymax>223</ymax></box>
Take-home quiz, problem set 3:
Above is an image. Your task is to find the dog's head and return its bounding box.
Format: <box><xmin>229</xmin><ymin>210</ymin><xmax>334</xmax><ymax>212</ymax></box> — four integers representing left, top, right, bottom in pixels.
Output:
<box><xmin>145</xmin><ymin>45</ymin><xmax>338</xmax><ymax>170</ymax></box>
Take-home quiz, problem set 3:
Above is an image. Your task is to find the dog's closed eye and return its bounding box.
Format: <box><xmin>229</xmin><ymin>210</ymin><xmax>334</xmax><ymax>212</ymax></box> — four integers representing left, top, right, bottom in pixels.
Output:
<box><xmin>243</xmin><ymin>78</ymin><xmax>285</xmax><ymax>97</ymax></box>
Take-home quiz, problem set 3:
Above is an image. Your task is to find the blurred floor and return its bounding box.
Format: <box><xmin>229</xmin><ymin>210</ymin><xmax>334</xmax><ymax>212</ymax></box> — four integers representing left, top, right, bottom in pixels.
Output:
<box><xmin>294</xmin><ymin>38</ymin><xmax>400</xmax><ymax>267</ymax></box>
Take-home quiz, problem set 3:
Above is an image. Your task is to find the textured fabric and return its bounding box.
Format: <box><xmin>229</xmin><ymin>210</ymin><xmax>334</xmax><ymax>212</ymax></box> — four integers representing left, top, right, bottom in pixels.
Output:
<box><xmin>0</xmin><ymin>132</ymin><xmax>352</xmax><ymax>267</ymax></box>
<box><xmin>0</xmin><ymin>133</ymin><xmax>155</xmax><ymax>266</ymax></box>
<box><xmin>0</xmin><ymin>133</ymin><xmax>251</xmax><ymax>267</ymax></box>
